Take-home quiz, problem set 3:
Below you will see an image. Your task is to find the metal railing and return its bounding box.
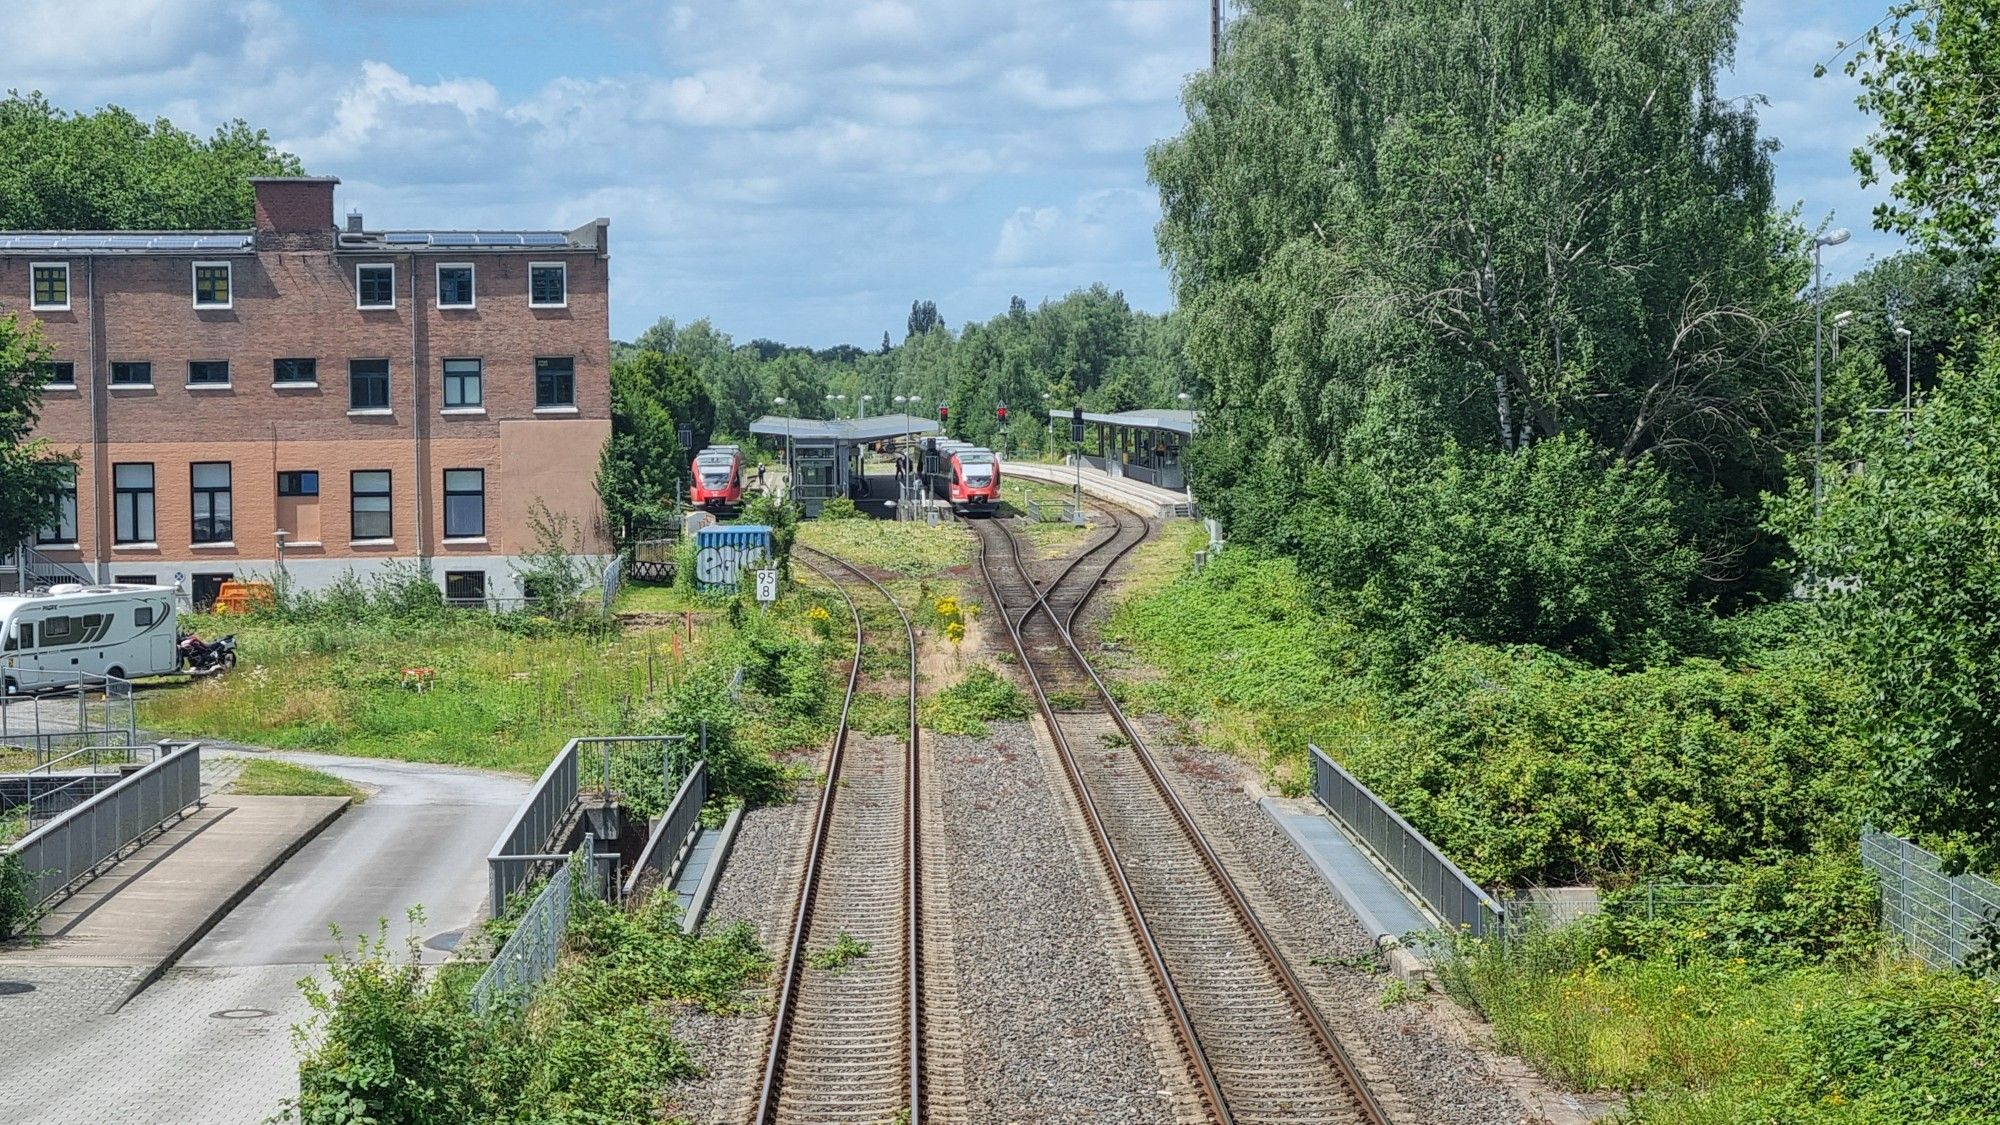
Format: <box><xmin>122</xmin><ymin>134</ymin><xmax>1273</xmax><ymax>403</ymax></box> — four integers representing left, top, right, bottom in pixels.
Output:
<box><xmin>1</xmin><ymin>674</ymin><xmax>137</xmax><ymax>760</ymax></box>
<box><xmin>1864</xmin><ymin>828</ymin><xmax>2000</xmax><ymax>971</ymax></box>
<box><xmin>622</xmin><ymin>760</ymin><xmax>709</xmax><ymax>902</ymax></box>
<box><xmin>486</xmin><ymin>741</ymin><xmax>580</xmax><ymax>916</ymax></box>
<box><xmin>5</xmin><ymin>740</ymin><xmax>202</xmax><ymax>907</ymax></box>
<box><xmin>471</xmin><ymin>836</ymin><xmax>606</xmax><ymax>1014</ymax></box>
<box><xmin>1309</xmin><ymin>744</ymin><xmax>1505</xmax><ymax>938</ymax></box>
<box><xmin>1024</xmin><ymin>496</ymin><xmax>1080</xmax><ymax>524</ymax></box>
<box><xmin>24</xmin><ymin>743</ymin><xmax>159</xmax><ymax>824</ymax></box>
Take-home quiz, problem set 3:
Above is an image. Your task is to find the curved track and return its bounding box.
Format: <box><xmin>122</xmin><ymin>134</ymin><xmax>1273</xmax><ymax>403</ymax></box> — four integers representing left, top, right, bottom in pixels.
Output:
<box><xmin>753</xmin><ymin>547</ymin><xmax>922</xmax><ymax>1125</ymax></box>
<box><xmin>975</xmin><ymin>505</ymin><xmax>1390</xmax><ymax>1125</ymax></box>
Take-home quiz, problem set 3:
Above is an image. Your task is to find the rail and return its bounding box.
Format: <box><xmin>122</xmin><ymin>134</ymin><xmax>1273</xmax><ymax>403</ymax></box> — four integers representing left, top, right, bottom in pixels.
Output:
<box><xmin>4</xmin><ymin>740</ymin><xmax>203</xmax><ymax>906</ymax></box>
<box><xmin>621</xmin><ymin>760</ymin><xmax>708</xmax><ymax>902</ymax></box>
<box><xmin>485</xmin><ymin>741</ymin><xmax>580</xmax><ymax>916</ymax></box>
<box><xmin>1309</xmin><ymin>744</ymin><xmax>1505</xmax><ymax>938</ymax></box>
<box><xmin>981</xmin><ymin>508</ymin><xmax>1390</xmax><ymax>1122</ymax></box>
<box><xmin>1864</xmin><ymin>828</ymin><xmax>2000</xmax><ymax>971</ymax></box>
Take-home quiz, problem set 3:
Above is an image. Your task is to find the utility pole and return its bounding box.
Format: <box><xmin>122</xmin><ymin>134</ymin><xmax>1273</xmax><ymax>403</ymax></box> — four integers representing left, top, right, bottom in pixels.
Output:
<box><xmin>1211</xmin><ymin>0</ymin><xmax>1222</xmax><ymax>70</ymax></box>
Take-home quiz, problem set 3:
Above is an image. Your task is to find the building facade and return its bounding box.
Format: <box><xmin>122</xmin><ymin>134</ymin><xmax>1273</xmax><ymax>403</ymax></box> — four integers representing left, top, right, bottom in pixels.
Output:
<box><xmin>0</xmin><ymin>177</ymin><xmax>612</xmax><ymax>607</ymax></box>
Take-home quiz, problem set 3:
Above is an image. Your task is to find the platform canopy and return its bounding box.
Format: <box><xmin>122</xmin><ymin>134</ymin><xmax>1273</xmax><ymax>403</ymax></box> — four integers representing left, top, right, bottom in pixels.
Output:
<box><xmin>748</xmin><ymin>413</ymin><xmax>939</xmax><ymax>442</ymax></box>
<box><xmin>1060</xmin><ymin>407</ymin><xmax>1197</xmax><ymax>437</ymax></box>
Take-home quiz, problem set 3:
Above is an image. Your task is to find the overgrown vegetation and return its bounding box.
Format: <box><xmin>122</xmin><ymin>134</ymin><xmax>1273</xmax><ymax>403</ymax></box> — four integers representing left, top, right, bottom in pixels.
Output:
<box><xmin>0</xmin><ymin>849</ymin><xmax>41</xmax><ymax>940</ymax></box>
<box><xmin>225</xmin><ymin>759</ymin><xmax>366</xmax><ymax>801</ymax></box>
<box><xmin>807</xmin><ymin>932</ymin><xmax>869</xmax><ymax>972</ymax></box>
<box><xmin>287</xmin><ymin>898</ymin><xmax>768</xmax><ymax>1124</ymax></box>
<box><xmin>921</xmin><ymin>666</ymin><xmax>1029</xmax><ymax>736</ymax></box>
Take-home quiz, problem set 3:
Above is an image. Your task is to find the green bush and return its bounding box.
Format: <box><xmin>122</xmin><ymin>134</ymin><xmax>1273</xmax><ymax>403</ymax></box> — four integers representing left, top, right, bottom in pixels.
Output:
<box><xmin>817</xmin><ymin>496</ymin><xmax>864</xmax><ymax>520</ymax></box>
<box><xmin>0</xmin><ymin>851</ymin><xmax>43</xmax><ymax>940</ymax></box>
<box><xmin>922</xmin><ymin>665</ymin><xmax>1030</xmax><ymax>736</ymax></box>
<box><xmin>290</xmin><ymin>896</ymin><xmax>769</xmax><ymax>1125</ymax></box>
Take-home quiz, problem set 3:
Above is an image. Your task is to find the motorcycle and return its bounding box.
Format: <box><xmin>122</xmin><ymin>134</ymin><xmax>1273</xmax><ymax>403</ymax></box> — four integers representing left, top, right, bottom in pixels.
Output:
<box><xmin>177</xmin><ymin>632</ymin><xmax>238</xmax><ymax>676</ymax></box>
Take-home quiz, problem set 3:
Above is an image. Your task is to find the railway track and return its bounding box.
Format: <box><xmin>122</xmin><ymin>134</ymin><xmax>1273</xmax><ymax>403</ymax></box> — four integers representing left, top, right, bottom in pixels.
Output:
<box><xmin>753</xmin><ymin>546</ymin><xmax>923</xmax><ymax>1125</ymax></box>
<box><xmin>975</xmin><ymin>505</ymin><xmax>1392</xmax><ymax>1125</ymax></box>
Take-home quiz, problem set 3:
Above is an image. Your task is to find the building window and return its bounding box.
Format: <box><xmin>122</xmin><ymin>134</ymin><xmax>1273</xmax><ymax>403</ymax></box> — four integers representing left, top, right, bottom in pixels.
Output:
<box><xmin>278</xmin><ymin>470</ymin><xmax>319</xmax><ymax>497</ymax></box>
<box><xmin>443</xmin><ymin>469</ymin><xmax>485</xmax><ymax>539</ymax></box>
<box><xmin>351</xmin><ymin>470</ymin><xmax>392</xmax><ymax>540</ymax></box>
<box><xmin>437</xmin><ymin>264</ymin><xmax>474</xmax><ymax>308</ymax></box>
<box><xmin>30</xmin><ymin>263</ymin><xmax>69</xmax><ymax>310</ymax></box>
<box><xmin>191</xmin><ymin>462</ymin><xmax>232</xmax><ymax>543</ymax></box>
<box><xmin>442</xmin><ymin>358</ymin><xmax>483</xmax><ymax>408</ymax></box>
<box><xmin>111</xmin><ymin>362</ymin><xmax>152</xmax><ymax>387</ymax></box>
<box><xmin>38</xmin><ymin>465</ymin><xmax>77</xmax><ymax>545</ymax></box>
<box><xmin>112</xmin><ymin>574</ymin><xmax>155</xmax><ymax>586</ymax></box>
<box><xmin>188</xmin><ymin>360</ymin><xmax>230</xmax><ymax>387</ymax></box>
<box><xmin>529</xmin><ymin>262</ymin><xmax>567</xmax><ymax>307</ymax></box>
<box><xmin>274</xmin><ymin>358</ymin><xmax>317</xmax><ymax>385</ymax></box>
<box><xmin>193</xmin><ymin>262</ymin><xmax>232</xmax><ymax>308</ymax></box>
<box><xmin>350</xmin><ymin>359</ymin><xmax>391</xmax><ymax>410</ymax></box>
<box><xmin>356</xmin><ymin>264</ymin><xmax>396</xmax><ymax>309</ymax></box>
<box><xmin>535</xmin><ymin>357</ymin><xmax>575</xmax><ymax>408</ymax></box>
<box><xmin>445</xmin><ymin>571</ymin><xmax>487</xmax><ymax>607</ymax></box>
<box><xmin>114</xmin><ymin>463</ymin><xmax>155</xmax><ymax>544</ymax></box>
<box><xmin>36</xmin><ymin>361</ymin><xmax>75</xmax><ymax>388</ymax></box>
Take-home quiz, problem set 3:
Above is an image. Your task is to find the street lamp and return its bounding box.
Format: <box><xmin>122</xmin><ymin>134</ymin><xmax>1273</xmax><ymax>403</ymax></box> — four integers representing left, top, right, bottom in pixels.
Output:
<box><xmin>773</xmin><ymin>396</ymin><xmax>792</xmax><ymax>489</ymax></box>
<box><xmin>1895</xmin><ymin>322</ymin><xmax>1914</xmax><ymax>445</ymax></box>
<box><xmin>859</xmin><ymin>393</ymin><xmax>872</xmax><ymax>419</ymax></box>
<box><xmin>1811</xmin><ymin>228</ymin><xmax>1850</xmax><ymax>524</ymax></box>
<box><xmin>1830</xmin><ymin>310</ymin><xmax>1854</xmax><ymax>362</ymax></box>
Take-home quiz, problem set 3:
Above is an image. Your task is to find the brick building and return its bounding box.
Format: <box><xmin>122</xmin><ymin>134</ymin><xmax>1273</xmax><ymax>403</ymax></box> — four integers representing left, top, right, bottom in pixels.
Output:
<box><xmin>0</xmin><ymin>176</ymin><xmax>612</xmax><ymax>607</ymax></box>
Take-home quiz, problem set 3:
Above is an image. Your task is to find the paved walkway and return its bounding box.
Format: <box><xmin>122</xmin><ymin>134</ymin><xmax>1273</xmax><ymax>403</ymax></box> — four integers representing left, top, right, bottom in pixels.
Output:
<box><xmin>6</xmin><ymin>796</ymin><xmax>347</xmax><ymax>971</ymax></box>
<box><xmin>0</xmin><ymin>751</ymin><xmax>529</xmax><ymax>1125</ymax></box>
<box><xmin>1261</xmin><ymin>796</ymin><xmax>1439</xmax><ymax>950</ymax></box>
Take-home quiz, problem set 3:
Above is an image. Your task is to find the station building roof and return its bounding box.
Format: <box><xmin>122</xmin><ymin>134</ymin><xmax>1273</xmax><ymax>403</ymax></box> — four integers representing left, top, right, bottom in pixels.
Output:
<box><xmin>748</xmin><ymin>414</ymin><xmax>940</xmax><ymax>442</ymax></box>
<box><xmin>1064</xmin><ymin>407</ymin><xmax>1198</xmax><ymax>437</ymax></box>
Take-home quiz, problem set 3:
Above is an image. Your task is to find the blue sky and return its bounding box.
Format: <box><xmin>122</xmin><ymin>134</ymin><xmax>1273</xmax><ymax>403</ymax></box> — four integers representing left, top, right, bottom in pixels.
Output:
<box><xmin>2</xmin><ymin>0</ymin><xmax>1903</xmax><ymax>345</ymax></box>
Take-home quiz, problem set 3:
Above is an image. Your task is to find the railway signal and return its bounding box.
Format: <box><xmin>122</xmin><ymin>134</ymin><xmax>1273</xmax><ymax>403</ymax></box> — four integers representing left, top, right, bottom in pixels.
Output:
<box><xmin>1070</xmin><ymin>405</ymin><xmax>1084</xmax><ymax>444</ymax></box>
<box><xmin>938</xmin><ymin>403</ymin><xmax>949</xmax><ymax>423</ymax></box>
<box><xmin>995</xmin><ymin>401</ymin><xmax>1008</xmax><ymax>422</ymax></box>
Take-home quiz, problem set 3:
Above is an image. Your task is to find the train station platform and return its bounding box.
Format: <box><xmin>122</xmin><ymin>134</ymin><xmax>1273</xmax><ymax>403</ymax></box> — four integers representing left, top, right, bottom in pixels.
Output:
<box><xmin>1004</xmin><ymin>458</ymin><xmax>1196</xmax><ymax>519</ymax></box>
<box><xmin>1260</xmin><ymin>797</ymin><xmax>1442</xmax><ymax>958</ymax></box>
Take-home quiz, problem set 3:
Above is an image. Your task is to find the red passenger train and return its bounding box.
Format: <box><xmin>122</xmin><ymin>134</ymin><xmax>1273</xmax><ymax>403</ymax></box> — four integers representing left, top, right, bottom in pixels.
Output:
<box><xmin>690</xmin><ymin>445</ymin><xmax>744</xmax><ymax>513</ymax></box>
<box><xmin>925</xmin><ymin>439</ymin><xmax>1000</xmax><ymax>515</ymax></box>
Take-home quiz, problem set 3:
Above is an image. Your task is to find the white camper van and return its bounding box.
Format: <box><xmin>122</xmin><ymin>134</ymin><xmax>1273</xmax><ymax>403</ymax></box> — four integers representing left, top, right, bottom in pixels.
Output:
<box><xmin>0</xmin><ymin>584</ymin><xmax>179</xmax><ymax>693</ymax></box>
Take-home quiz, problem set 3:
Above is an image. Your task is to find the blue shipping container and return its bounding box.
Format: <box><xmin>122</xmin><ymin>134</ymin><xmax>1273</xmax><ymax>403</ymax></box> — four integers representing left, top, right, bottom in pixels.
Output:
<box><xmin>693</xmin><ymin>525</ymin><xmax>774</xmax><ymax>591</ymax></box>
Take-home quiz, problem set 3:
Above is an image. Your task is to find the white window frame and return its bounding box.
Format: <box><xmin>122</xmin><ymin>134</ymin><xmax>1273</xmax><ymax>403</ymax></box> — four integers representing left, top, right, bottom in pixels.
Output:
<box><xmin>191</xmin><ymin>261</ymin><xmax>233</xmax><ymax>310</ymax></box>
<box><xmin>436</xmin><ymin>262</ymin><xmax>476</xmax><ymax>310</ymax></box>
<box><xmin>528</xmin><ymin>261</ymin><xmax>568</xmax><ymax>308</ymax></box>
<box><xmin>356</xmin><ymin>263</ymin><xmax>397</xmax><ymax>310</ymax></box>
<box><xmin>29</xmin><ymin>262</ymin><xmax>70</xmax><ymax>311</ymax></box>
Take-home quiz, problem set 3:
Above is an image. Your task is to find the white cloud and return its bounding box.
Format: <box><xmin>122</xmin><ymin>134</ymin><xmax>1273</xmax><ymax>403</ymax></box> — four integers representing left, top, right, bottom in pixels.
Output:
<box><xmin>993</xmin><ymin>189</ymin><xmax>1158</xmax><ymax>269</ymax></box>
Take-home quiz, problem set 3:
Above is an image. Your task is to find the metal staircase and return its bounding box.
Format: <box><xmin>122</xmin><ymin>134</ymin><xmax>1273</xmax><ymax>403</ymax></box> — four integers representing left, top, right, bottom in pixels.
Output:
<box><xmin>0</xmin><ymin>543</ymin><xmax>93</xmax><ymax>594</ymax></box>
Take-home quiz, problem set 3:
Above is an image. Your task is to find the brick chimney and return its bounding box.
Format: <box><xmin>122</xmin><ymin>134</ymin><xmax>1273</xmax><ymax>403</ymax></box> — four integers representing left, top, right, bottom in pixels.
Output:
<box><xmin>250</xmin><ymin>176</ymin><xmax>340</xmax><ymax>250</ymax></box>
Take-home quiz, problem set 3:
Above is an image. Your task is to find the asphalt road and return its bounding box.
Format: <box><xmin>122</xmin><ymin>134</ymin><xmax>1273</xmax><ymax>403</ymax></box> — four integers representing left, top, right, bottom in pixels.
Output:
<box><xmin>0</xmin><ymin>751</ymin><xmax>529</xmax><ymax>1125</ymax></box>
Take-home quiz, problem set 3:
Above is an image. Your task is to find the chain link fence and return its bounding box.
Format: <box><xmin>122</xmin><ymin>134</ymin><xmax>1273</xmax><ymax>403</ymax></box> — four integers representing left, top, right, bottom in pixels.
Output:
<box><xmin>1863</xmin><ymin>828</ymin><xmax>2000</xmax><ymax>971</ymax></box>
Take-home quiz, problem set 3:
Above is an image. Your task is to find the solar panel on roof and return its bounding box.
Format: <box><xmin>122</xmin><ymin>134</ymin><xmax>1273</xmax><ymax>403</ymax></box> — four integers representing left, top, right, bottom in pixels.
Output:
<box><xmin>383</xmin><ymin>232</ymin><xmax>428</xmax><ymax>244</ymax></box>
<box><xmin>523</xmin><ymin>232</ymin><xmax>569</xmax><ymax>245</ymax></box>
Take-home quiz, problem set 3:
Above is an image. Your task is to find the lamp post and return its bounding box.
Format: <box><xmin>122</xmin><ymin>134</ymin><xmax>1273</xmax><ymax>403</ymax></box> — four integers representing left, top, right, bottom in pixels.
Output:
<box><xmin>772</xmin><ymin>396</ymin><xmax>791</xmax><ymax>496</ymax></box>
<box><xmin>1831</xmin><ymin>309</ymin><xmax>1854</xmax><ymax>362</ymax></box>
<box><xmin>1895</xmin><ymin>322</ymin><xmax>1913</xmax><ymax>446</ymax></box>
<box><xmin>1811</xmin><ymin>228</ymin><xmax>1850</xmax><ymax>524</ymax></box>
<box><xmin>859</xmin><ymin>393</ymin><xmax>871</xmax><ymax>419</ymax></box>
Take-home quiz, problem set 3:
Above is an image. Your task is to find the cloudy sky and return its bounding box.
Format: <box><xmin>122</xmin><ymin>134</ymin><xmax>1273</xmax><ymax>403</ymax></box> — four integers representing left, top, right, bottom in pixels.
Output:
<box><xmin>2</xmin><ymin>0</ymin><xmax>1904</xmax><ymax>345</ymax></box>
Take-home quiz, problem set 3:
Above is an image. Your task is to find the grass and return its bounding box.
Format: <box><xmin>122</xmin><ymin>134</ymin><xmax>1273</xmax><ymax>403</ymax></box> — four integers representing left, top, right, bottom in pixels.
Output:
<box><xmin>998</xmin><ymin>476</ymin><xmax>1096</xmax><ymax>553</ymax></box>
<box><xmin>613</xmin><ymin>582</ymin><xmax>717</xmax><ymax>614</ymax></box>
<box><xmin>0</xmin><ymin>808</ymin><xmax>25</xmax><ymax>847</ymax></box>
<box><xmin>225</xmin><ymin>758</ymin><xmax>366</xmax><ymax>800</ymax></box>
<box><xmin>0</xmin><ymin>747</ymin><xmax>35</xmax><ymax>773</ymax></box>
<box><xmin>140</xmin><ymin>614</ymin><xmax>721</xmax><ymax>774</ymax></box>
<box><xmin>1441</xmin><ymin>932</ymin><xmax>2000</xmax><ymax>1122</ymax></box>
<box><xmin>797</xmin><ymin>518</ymin><xmax>971</xmax><ymax>578</ymax></box>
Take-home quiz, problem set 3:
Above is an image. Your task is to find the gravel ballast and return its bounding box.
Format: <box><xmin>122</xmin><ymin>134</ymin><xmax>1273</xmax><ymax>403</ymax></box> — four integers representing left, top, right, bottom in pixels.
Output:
<box><xmin>932</xmin><ymin>719</ymin><xmax>1191</xmax><ymax>1124</ymax></box>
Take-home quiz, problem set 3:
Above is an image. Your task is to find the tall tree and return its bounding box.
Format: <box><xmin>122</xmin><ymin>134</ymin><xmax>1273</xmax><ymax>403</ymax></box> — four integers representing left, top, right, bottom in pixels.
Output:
<box><xmin>1149</xmin><ymin>0</ymin><xmax>1804</xmax><ymax>609</ymax></box>
<box><xmin>906</xmin><ymin>299</ymin><xmax>943</xmax><ymax>340</ymax></box>
<box><xmin>0</xmin><ymin>314</ymin><xmax>72</xmax><ymax>552</ymax></box>
<box><xmin>0</xmin><ymin>92</ymin><xmax>301</xmax><ymax>229</ymax></box>
<box><xmin>1843</xmin><ymin>2</ymin><xmax>2000</xmax><ymax>307</ymax></box>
